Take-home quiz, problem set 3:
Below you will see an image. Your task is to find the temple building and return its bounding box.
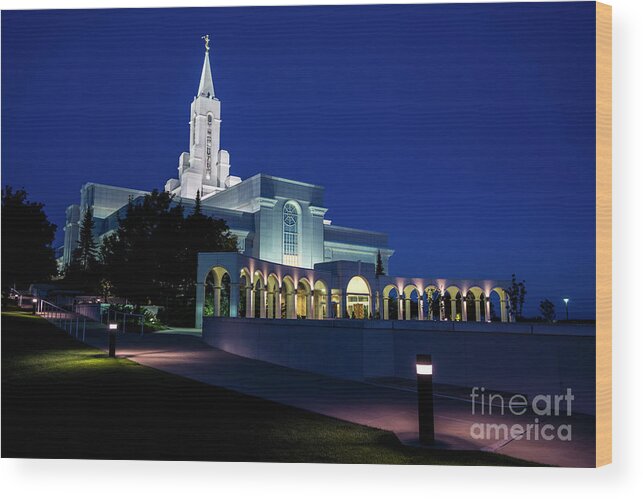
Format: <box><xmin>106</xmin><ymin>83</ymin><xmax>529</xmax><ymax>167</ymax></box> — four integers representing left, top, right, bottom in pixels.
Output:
<box><xmin>61</xmin><ymin>38</ymin><xmax>512</xmax><ymax>327</ymax></box>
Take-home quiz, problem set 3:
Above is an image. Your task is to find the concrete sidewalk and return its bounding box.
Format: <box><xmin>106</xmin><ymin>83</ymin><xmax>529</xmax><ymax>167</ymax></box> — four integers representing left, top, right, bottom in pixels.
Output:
<box><xmin>44</xmin><ymin>313</ymin><xmax>595</xmax><ymax>467</ymax></box>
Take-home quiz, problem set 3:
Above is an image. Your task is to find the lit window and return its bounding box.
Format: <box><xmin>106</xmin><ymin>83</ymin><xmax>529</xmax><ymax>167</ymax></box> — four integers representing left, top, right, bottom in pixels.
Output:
<box><xmin>283</xmin><ymin>202</ymin><xmax>299</xmax><ymax>266</ymax></box>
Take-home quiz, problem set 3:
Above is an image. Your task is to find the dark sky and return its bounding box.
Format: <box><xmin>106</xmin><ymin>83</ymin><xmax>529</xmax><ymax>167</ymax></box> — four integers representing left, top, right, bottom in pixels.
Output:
<box><xmin>1</xmin><ymin>3</ymin><xmax>596</xmax><ymax>318</ymax></box>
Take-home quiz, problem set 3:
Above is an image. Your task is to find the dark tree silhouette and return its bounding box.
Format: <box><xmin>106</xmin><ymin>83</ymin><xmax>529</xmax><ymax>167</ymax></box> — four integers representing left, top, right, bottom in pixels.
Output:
<box><xmin>74</xmin><ymin>207</ymin><xmax>99</xmax><ymax>272</ymax></box>
<box><xmin>507</xmin><ymin>274</ymin><xmax>527</xmax><ymax>320</ymax></box>
<box><xmin>1</xmin><ymin>186</ymin><xmax>57</xmax><ymax>290</ymax></box>
<box><xmin>63</xmin><ymin>207</ymin><xmax>102</xmax><ymax>292</ymax></box>
<box><xmin>376</xmin><ymin>250</ymin><xmax>385</xmax><ymax>276</ymax></box>
<box><xmin>539</xmin><ymin>299</ymin><xmax>556</xmax><ymax>322</ymax></box>
<box><xmin>101</xmin><ymin>190</ymin><xmax>237</xmax><ymax>325</ymax></box>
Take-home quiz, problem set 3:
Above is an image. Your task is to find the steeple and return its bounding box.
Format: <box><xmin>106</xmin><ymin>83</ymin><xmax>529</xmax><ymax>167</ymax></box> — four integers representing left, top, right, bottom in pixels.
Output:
<box><xmin>197</xmin><ymin>35</ymin><xmax>215</xmax><ymax>98</ymax></box>
<box><xmin>165</xmin><ymin>35</ymin><xmax>241</xmax><ymax>200</ymax></box>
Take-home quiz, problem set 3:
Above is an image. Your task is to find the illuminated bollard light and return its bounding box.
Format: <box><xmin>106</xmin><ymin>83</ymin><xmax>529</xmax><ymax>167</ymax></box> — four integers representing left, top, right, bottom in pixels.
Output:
<box><xmin>32</xmin><ymin>298</ymin><xmax>37</xmax><ymax>315</ymax></box>
<box><xmin>108</xmin><ymin>323</ymin><xmax>118</xmax><ymax>358</ymax></box>
<box><xmin>416</xmin><ymin>354</ymin><xmax>435</xmax><ymax>444</ymax></box>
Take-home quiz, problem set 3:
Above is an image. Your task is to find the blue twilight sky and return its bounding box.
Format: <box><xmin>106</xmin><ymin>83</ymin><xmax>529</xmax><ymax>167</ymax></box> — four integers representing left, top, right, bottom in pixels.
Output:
<box><xmin>1</xmin><ymin>3</ymin><xmax>596</xmax><ymax>318</ymax></box>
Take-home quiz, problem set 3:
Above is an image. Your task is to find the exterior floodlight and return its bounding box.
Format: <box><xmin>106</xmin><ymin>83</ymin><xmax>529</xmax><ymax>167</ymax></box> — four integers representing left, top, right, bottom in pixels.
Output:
<box><xmin>108</xmin><ymin>323</ymin><xmax>118</xmax><ymax>357</ymax></box>
<box><xmin>416</xmin><ymin>354</ymin><xmax>435</xmax><ymax>444</ymax></box>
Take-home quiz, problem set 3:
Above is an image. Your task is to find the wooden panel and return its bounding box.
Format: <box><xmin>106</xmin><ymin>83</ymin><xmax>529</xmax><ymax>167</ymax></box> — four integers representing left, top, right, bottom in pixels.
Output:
<box><xmin>595</xmin><ymin>1</ymin><xmax>612</xmax><ymax>468</ymax></box>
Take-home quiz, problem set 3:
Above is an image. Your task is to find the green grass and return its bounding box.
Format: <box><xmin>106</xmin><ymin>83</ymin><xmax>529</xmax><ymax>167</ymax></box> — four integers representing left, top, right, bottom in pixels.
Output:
<box><xmin>1</xmin><ymin>310</ymin><xmax>537</xmax><ymax>465</ymax></box>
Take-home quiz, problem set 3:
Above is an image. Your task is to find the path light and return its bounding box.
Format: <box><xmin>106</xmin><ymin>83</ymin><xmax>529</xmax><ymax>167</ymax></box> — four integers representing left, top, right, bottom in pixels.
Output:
<box><xmin>563</xmin><ymin>298</ymin><xmax>570</xmax><ymax>321</ymax></box>
<box><xmin>108</xmin><ymin>323</ymin><xmax>118</xmax><ymax>358</ymax></box>
<box><xmin>32</xmin><ymin>298</ymin><xmax>37</xmax><ymax>315</ymax></box>
<box><xmin>416</xmin><ymin>354</ymin><xmax>435</xmax><ymax>444</ymax></box>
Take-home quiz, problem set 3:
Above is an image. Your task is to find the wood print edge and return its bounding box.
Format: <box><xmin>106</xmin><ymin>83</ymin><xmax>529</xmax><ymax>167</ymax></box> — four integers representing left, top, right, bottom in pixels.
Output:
<box><xmin>595</xmin><ymin>0</ymin><xmax>612</xmax><ymax>468</ymax></box>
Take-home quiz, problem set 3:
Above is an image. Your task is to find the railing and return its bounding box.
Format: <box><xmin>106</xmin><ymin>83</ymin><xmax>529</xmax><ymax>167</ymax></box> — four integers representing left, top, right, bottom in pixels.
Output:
<box><xmin>74</xmin><ymin>302</ymin><xmax>102</xmax><ymax>322</ymax></box>
<box><xmin>37</xmin><ymin>299</ymin><xmax>87</xmax><ymax>341</ymax></box>
<box><xmin>101</xmin><ymin>307</ymin><xmax>145</xmax><ymax>336</ymax></box>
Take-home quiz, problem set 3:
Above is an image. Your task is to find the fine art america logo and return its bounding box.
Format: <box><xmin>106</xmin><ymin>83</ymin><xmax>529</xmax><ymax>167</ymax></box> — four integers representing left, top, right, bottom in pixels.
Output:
<box><xmin>469</xmin><ymin>387</ymin><xmax>574</xmax><ymax>442</ymax></box>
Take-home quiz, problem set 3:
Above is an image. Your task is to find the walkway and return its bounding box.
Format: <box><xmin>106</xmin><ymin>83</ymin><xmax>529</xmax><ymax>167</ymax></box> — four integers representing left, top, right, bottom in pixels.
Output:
<box><xmin>43</xmin><ymin>312</ymin><xmax>595</xmax><ymax>467</ymax></box>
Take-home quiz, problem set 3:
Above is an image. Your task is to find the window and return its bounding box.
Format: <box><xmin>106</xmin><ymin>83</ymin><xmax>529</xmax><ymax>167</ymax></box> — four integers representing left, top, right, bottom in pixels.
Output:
<box><xmin>283</xmin><ymin>202</ymin><xmax>299</xmax><ymax>266</ymax></box>
<box><xmin>207</xmin><ymin>114</ymin><xmax>213</xmax><ymax>125</ymax></box>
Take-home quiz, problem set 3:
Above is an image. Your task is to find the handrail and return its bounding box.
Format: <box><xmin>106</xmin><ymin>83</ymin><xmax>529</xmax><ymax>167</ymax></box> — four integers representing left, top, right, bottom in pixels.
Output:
<box><xmin>37</xmin><ymin>299</ymin><xmax>88</xmax><ymax>341</ymax></box>
<box><xmin>102</xmin><ymin>307</ymin><xmax>145</xmax><ymax>336</ymax></box>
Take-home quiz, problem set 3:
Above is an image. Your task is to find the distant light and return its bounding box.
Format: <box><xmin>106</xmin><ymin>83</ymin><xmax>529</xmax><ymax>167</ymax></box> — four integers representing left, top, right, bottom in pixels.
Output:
<box><xmin>416</xmin><ymin>364</ymin><xmax>433</xmax><ymax>375</ymax></box>
<box><xmin>563</xmin><ymin>298</ymin><xmax>570</xmax><ymax>304</ymax></box>
<box><xmin>32</xmin><ymin>298</ymin><xmax>37</xmax><ymax>303</ymax></box>
<box><xmin>108</xmin><ymin>323</ymin><xmax>118</xmax><ymax>331</ymax></box>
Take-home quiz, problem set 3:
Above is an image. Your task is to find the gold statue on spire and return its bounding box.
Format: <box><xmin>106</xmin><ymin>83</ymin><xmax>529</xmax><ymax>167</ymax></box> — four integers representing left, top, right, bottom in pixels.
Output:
<box><xmin>201</xmin><ymin>34</ymin><xmax>210</xmax><ymax>52</ymax></box>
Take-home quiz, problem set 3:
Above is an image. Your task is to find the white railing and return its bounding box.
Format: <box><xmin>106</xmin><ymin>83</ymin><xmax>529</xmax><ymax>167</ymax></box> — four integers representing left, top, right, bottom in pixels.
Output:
<box><xmin>101</xmin><ymin>307</ymin><xmax>145</xmax><ymax>336</ymax></box>
<box><xmin>37</xmin><ymin>299</ymin><xmax>88</xmax><ymax>341</ymax></box>
<box><xmin>74</xmin><ymin>302</ymin><xmax>102</xmax><ymax>322</ymax></box>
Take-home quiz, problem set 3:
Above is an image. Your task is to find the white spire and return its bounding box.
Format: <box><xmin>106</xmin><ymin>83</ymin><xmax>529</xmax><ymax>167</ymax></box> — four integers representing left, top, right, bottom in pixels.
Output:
<box><xmin>197</xmin><ymin>35</ymin><xmax>215</xmax><ymax>98</ymax></box>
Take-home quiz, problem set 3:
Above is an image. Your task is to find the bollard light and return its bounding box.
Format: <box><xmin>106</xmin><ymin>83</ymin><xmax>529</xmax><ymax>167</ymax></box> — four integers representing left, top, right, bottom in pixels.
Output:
<box><xmin>32</xmin><ymin>298</ymin><xmax>37</xmax><ymax>314</ymax></box>
<box><xmin>416</xmin><ymin>354</ymin><xmax>435</xmax><ymax>444</ymax></box>
<box><xmin>108</xmin><ymin>323</ymin><xmax>118</xmax><ymax>357</ymax></box>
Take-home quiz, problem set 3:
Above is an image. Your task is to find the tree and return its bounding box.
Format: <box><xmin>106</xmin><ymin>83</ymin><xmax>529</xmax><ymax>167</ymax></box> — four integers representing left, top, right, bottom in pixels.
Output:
<box><xmin>1</xmin><ymin>186</ymin><xmax>57</xmax><ymax>289</ymax></box>
<box><xmin>63</xmin><ymin>207</ymin><xmax>102</xmax><ymax>291</ymax></box>
<box><xmin>101</xmin><ymin>190</ymin><xmax>237</xmax><ymax>324</ymax></box>
<box><xmin>73</xmin><ymin>207</ymin><xmax>99</xmax><ymax>272</ymax></box>
<box><xmin>375</xmin><ymin>250</ymin><xmax>385</xmax><ymax>276</ymax></box>
<box><xmin>102</xmin><ymin>190</ymin><xmax>184</xmax><ymax>306</ymax></box>
<box><xmin>427</xmin><ymin>289</ymin><xmax>441</xmax><ymax>320</ymax></box>
<box><xmin>507</xmin><ymin>274</ymin><xmax>527</xmax><ymax>320</ymax></box>
<box><xmin>539</xmin><ymin>299</ymin><xmax>556</xmax><ymax>322</ymax></box>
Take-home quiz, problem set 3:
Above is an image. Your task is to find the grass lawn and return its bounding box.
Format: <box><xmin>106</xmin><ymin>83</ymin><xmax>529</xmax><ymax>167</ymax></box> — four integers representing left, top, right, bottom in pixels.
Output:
<box><xmin>2</xmin><ymin>310</ymin><xmax>537</xmax><ymax>465</ymax></box>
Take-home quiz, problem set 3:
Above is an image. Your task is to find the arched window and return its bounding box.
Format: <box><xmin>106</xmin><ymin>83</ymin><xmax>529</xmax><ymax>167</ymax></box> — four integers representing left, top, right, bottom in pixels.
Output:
<box><xmin>283</xmin><ymin>201</ymin><xmax>299</xmax><ymax>266</ymax></box>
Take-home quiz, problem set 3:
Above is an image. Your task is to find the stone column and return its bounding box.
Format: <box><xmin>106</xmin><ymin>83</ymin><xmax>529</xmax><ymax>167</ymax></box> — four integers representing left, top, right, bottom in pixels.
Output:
<box><xmin>267</xmin><ymin>291</ymin><xmax>274</xmax><ymax>318</ymax></box>
<box><xmin>286</xmin><ymin>291</ymin><xmax>295</xmax><ymax>319</ymax></box>
<box><xmin>307</xmin><ymin>293</ymin><xmax>314</xmax><ymax>319</ymax></box>
<box><xmin>276</xmin><ymin>290</ymin><xmax>283</xmax><ymax>319</ymax></box>
<box><xmin>229</xmin><ymin>280</ymin><xmax>240</xmax><ymax>318</ymax></box>
<box><xmin>195</xmin><ymin>279</ymin><xmax>205</xmax><ymax>328</ymax></box>
<box><xmin>383</xmin><ymin>298</ymin><xmax>390</xmax><ymax>320</ymax></box>
<box><xmin>500</xmin><ymin>298</ymin><xmax>508</xmax><ymax>323</ymax></box>
<box><xmin>375</xmin><ymin>291</ymin><xmax>381</xmax><ymax>320</ymax></box>
<box><xmin>337</xmin><ymin>291</ymin><xmax>344</xmax><ymax>319</ymax></box>
<box><xmin>440</xmin><ymin>297</ymin><xmax>446</xmax><ymax>321</ymax></box>
<box><xmin>259</xmin><ymin>289</ymin><xmax>267</xmax><ymax>318</ymax></box>
<box><xmin>245</xmin><ymin>286</ymin><xmax>253</xmax><ymax>318</ymax></box>
<box><xmin>418</xmin><ymin>296</ymin><xmax>424</xmax><ymax>321</ymax></box>
<box><xmin>461</xmin><ymin>297</ymin><xmax>467</xmax><ymax>322</ymax></box>
<box><xmin>485</xmin><ymin>297</ymin><xmax>491</xmax><ymax>322</ymax></box>
<box><xmin>404</xmin><ymin>298</ymin><xmax>411</xmax><ymax>320</ymax></box>
<box><xmin>475</xmin><ymin>299</ymin><xmax>481</xmax><ymax>322</ymax></box>
<box><xmin>213</xmin><ymin>286</ymin><xmax>221</xmax><ymax>317</ymax></box>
